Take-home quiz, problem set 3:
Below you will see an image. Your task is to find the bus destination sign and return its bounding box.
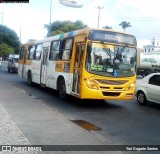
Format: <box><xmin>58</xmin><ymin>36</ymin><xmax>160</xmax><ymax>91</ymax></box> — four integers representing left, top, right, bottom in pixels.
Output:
<box><xmin>89</xmin><ymin>30</ymin><xmax>137</xmax><ymax>46</ymax></box>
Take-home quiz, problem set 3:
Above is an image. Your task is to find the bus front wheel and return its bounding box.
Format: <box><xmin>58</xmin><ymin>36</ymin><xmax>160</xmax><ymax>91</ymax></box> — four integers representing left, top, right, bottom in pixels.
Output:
<box><xmin>58</xmin><ymin>79</ymin><xmax>67</xmax><ymax>100</ymax></box>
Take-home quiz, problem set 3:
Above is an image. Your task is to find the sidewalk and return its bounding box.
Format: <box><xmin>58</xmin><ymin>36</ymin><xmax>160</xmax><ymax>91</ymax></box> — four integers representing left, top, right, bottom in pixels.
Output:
<box><xmin>0</xmin><ymin>78</ymin><xmax>123</xmax><ymax>154</ymax></box>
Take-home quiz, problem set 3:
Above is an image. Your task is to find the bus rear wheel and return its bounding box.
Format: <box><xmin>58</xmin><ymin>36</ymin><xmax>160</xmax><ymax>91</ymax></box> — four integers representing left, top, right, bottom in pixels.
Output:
<box><xmin>27</xmin><ymin>72</ymin><xmax>33</xmax><ymax>86</ymax></box>
<box><xmin>58</xmin><ymin>79</ymin><xmax>67</xmax><ymax>100</ymax></box>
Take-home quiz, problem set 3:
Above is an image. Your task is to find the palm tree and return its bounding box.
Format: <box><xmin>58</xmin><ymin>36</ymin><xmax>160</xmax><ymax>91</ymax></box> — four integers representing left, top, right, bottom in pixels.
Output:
<box><xmin>119</xmin><ymin>21</ymin><xmax>131</xmax><ymax>32</ymax></box>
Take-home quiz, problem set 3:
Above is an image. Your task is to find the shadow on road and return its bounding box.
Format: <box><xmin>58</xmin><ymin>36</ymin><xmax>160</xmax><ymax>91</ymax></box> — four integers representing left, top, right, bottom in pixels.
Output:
<box><xmin>30</xmin><ymin>83</ymin><xmax>124</xmax><ymax>110</ymax></box>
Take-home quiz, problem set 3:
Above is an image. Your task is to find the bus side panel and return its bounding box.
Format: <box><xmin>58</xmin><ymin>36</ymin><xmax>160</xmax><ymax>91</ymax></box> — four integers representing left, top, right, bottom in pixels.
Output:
<box><xmin>49</xmin><ymin>72</ymin><xmax>73</xmax><ymax>95</ymax></box>
<box><xmin>18</xmin><ymin>60</ymin><xmax>23</xmax><ymax>77</ymax></box>
<box><xmin>31</xmin><ymin>60</ymin><xmax>41</xmax><ymax>84</ymax></box>
<box><xmin>46</xmin><ymin>59</ymin><xmax>73</xmax><ymax>94</ymax></box>
<box><xmin>24</xmin><ymin>60</ymin><xmax>32</xmax><ymax>80</ymax></box>
<box><xmin>46</xmin><ymin>61</ymin><xmax>57</xmax><ymax>89</ymax></box>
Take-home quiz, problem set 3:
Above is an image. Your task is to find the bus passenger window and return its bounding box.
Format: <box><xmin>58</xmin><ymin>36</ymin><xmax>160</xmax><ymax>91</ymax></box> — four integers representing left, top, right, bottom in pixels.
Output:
<box><xmin>62</xmin><ymin>50</ymin><xmax>70</xmax><ymax>60</ymax></box>
<box><xmin>49</xmin><ymin>41</ymin><xmax>60</xmax><ymax>61</ymax></box>
<box><xmin>61</xmin><ymin>38</ymin><xmax>73</xmax><ymax>61</ymax></box>
<box><xmin>19</xmin><ymin>47</ymin><xmax>24</xmax><ymax>59</ymax></box>
<box><xmin>75</xmin><ymin>45</ymin><xmax>80</xmax><ymax>67</ymax></box>
<box><xmin>35</xmin><ymin>44</ymin><xmax>42</xmax><ymax>60</ymax></box>
<box><xmin>27</xmin><ymin>46</ymin><xmax>31</xmax><ymax>59</ymax></box>
<box><xmin>28</xmin><ymin>46</ymin><xmax>35</xmax><ymax>60</ymax></box>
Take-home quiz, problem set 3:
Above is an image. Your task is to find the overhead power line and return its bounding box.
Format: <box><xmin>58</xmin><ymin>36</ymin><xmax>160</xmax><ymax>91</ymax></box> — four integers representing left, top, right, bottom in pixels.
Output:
<box><xmin>108</xmin><ymin>17</ymin><xmax>160</xmax><ymax>21</ymax></box>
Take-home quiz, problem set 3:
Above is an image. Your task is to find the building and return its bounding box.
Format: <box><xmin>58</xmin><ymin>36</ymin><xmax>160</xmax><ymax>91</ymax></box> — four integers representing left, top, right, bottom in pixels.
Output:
<box><xmin>143</xmin><ymin>37</ymin><xmax>160</xmax><ymax>53</ymax></box>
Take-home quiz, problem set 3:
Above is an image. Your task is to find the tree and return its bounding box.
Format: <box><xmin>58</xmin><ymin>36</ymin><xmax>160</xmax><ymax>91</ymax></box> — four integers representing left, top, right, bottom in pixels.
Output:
<box><xmin>0</xmin><ymin>25</ymin><xmax>20</xmax><ymax>54</ymax></box>
<box><xmin>119</xmin><ymin>21</ymin><xmax>131</xmax><ymax>32</ymax></box>
<box><xmin>0</xmin><ymin>43</ymin><xmax>14</xmax><ymax>60</ymax></box>
<box><xmin>102</xmin><ymin>26</ymin><xmax>112</xmax><ymax>29</ymax></box>
<box><xmin>44</xmin><ymin>20</ymin><xmax>88</xmax><ymax>37</ymax></box>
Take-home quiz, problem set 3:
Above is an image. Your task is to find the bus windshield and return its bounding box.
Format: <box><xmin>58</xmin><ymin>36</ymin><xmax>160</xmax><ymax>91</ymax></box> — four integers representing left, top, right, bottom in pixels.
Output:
<box><xmin>85</xmin><ymin>42</ymin><xmax>136</xmax><ymax>77</ymax></box>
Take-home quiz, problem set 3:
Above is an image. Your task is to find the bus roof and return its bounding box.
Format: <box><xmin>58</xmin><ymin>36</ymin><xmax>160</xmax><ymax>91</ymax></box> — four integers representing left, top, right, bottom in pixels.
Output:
<box><xmin>22</xmin><ymin>28</ymin><xmax>136</xmax><ymax>45</ymax></box>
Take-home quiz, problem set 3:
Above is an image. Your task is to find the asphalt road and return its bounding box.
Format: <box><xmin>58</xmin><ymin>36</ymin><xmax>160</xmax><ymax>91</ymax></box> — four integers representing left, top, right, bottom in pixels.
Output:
<box><xmin>0</xmin><ymin>68</ymin><xmax>160</xmax><ymax>154</ymax></box>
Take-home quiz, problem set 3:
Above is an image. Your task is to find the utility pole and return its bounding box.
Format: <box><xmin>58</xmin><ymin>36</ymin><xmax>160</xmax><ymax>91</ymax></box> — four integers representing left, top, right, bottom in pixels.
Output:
<box><xmin>95</xmin><ymin>6</ymin><xmax>103</xmax><ymax>28</ymax></box>
<box><xmin>49</xmin><ymin>0</ymin><xmax>52</xmax><ymax>37</ymax></box>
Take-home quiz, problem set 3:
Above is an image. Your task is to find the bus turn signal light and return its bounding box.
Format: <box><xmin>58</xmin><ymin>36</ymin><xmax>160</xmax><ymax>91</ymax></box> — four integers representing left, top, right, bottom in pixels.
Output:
<box><xmin>125</xmin><ymin>83</ymin><xmax>135</xmax><ymax>91</ymax></box>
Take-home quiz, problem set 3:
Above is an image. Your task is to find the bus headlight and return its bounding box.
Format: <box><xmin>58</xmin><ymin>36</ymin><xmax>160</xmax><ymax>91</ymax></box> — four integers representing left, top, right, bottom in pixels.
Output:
<box><xmin>84</xmin><ymin>78</ymin><xmax>98</xmax><ymax>89</ymax></box>
<box><xmin>125</xmin><ymin>83</ymin><xmax>135</xmax><ymax>91</ymax></box>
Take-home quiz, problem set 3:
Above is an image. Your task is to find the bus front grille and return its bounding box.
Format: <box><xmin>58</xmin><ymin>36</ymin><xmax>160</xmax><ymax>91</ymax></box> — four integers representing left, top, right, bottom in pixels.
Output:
<box><xmin>95</xmin><ymin>79</ymin><xmax>128</xmax><ymax>85</ymax></box>
<box><xmin>99</xmin><ymin>86</ymin><xmax>110</xmax><ymax>89</ymax></box>
<box><xmin>99</xmin><ymin>87</ymin><xmax>123</xmax><ymax>90</ymax></box>
<box><xmin>102</xmin><ymin>92</ymin><xmax>121</xmax><ymax>97</ymax></box>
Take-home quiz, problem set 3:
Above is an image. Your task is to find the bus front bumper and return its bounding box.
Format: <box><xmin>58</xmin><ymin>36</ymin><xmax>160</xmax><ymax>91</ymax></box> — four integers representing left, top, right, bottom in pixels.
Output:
<box><xmin>80</xmin><ymin>85</ymin><xmax>134</xmax><ymax>100</ymax></box>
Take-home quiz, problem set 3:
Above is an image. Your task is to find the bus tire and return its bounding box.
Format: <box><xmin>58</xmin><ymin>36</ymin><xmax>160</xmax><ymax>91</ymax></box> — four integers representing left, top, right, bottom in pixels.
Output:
<box><xmin>58</xmin><ymin>78</ymin><xmax>67</xmax><ymax>100</ymax></box>
<box><xmin>27</xmin><ymin>72</ymin><xmax>33</xmax><ymax>86</ymax></box>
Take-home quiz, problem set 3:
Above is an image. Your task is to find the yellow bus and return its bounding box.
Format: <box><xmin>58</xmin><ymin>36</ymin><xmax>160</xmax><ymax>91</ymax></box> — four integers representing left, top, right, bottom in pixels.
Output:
<box><xmin>18</xmin><ymin>28</ymin><xmax>137</xmax><ymax>100</ymax></box>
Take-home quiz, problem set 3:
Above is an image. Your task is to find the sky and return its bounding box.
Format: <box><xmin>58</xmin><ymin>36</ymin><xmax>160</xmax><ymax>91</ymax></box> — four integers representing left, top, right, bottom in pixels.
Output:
<box><xmin>1</xmin><ymin>0</ymin><xmax>160</xmax><ymax>48</ymax></box>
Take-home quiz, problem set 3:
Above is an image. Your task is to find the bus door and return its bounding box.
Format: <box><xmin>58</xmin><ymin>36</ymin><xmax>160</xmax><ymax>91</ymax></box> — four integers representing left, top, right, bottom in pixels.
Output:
<box><xmin>19</xmin><ymin>46</ymin><xmax>26</xmax><ymax>78</ymax></box>
<box><xmin>22</xmin><ymin>47</ymin><xmax>26</xmax><ymax>78</ymax></box>
<box><xmin>72</xmin><ymin>43</ymin><xmax>85</xmax><ymax>95</ymax></box>
<box><xmin>22</xmin><ymin>54</ymin><xmax>26</xmax><ymax>78</ymax></box>
<box><xmin>23</xmin><ymin>46</ymin><xmax>30</xmax><ymax>79</ymax></box>
<box><xmin>40</xmin><ymin>42</ymin><xmax>50</xmax><ymax>85</ymax></box>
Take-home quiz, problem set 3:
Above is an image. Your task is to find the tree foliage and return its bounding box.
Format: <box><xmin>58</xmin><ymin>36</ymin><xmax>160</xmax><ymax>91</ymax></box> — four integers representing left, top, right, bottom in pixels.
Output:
<box><xmin>44</xmin><ymin>20</ymin><xmax>88</xmax><ymax>37</ymax></box>
<box><xmin>0</xmin><ymin>25</ymin><xmax>20</xmax><ymax>54</ymax></box>
<box><xmin>119</xmin><ymin>21</ymin><xmax>131</xmax><ymax>32</ymax></box>
<box><xmin>102</xmin><ymin>26</ymin><xmax>112</xmax><ymax>29</ymax></box>
<box><xmin>0</xmin><ymin>43</ymin><xmax>14</xmax><ymax>56</ymax></box>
